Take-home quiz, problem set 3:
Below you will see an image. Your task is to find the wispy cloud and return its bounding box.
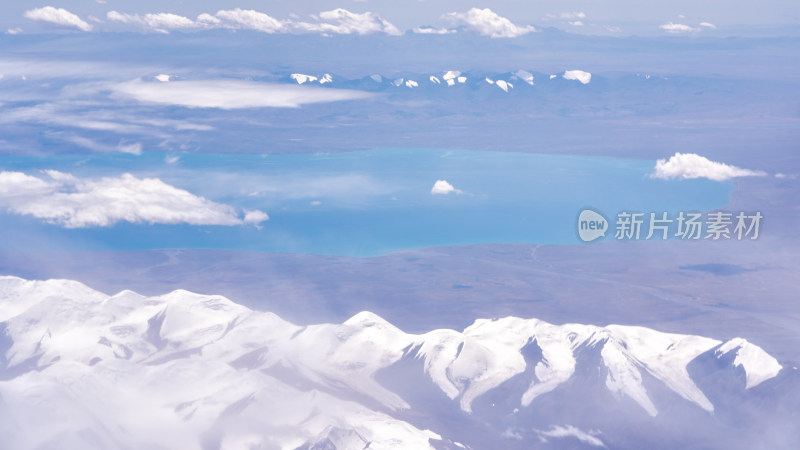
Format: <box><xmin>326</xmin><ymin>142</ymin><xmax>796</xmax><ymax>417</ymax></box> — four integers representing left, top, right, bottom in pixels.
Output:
<box><xmin>542</xmin><ymin>11</ymin><xmax>587</xmax><ymax>21</ymax></box>
<box><xmin>0</xmin><ymin>103</ymin><xmax>149</xmax><ymax>134</ymax></box>
<box><xmin>111</xmin><ymin>78</ymin><xmax>374</xmax><ymax>109</ymax></box>
<box><xmin>0</xmin><ymin>170</ymin><xmax>267</xmax><ymax>228</ymax></box>
<box><xmin>51</xmin><ymin>134</ymin><xmax>143</xmax><ymax>154</ymax></box>
<box><xmin>411</xmin><ymin>26</ymin><xmax>455</xmax><ymax>35</ymax></box>
<box><xmin>651</xmin><ymin>153</ymin><xmax>766</xmax><ymax>181</ymax></box>
<box><xmin>534</xmin><ymin>425</ymin><xmax>606</xmax><ymax>448</ymax></box>
<box><xmin>24</xmin><ymin>6</ymin><xmax>92</xmax><ymax>32</ymax></box>
<box><xmin>560</xmin><ymin>12</ymin><xmax>587</xmax><ymax>20</ymax></box>
<box><xmin>443</xmin><ymin>8</ymin><xmax>535</xmax><ymax>38</ymax></box>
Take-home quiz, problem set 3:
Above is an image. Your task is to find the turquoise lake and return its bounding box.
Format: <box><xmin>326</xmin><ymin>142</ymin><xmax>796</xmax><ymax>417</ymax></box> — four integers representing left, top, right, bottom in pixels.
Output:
<box><xmin>0</xmin><ymin>148</ymin><xmax>733</xmax><ymax>256</ymax></box>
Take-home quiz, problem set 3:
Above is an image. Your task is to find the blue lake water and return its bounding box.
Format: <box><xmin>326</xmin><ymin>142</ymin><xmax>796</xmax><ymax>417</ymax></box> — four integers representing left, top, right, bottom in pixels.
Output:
<box><xmin>0</xmin><ymin>148</ymin><xmax>733</xmax><ymax>256</ymax></box>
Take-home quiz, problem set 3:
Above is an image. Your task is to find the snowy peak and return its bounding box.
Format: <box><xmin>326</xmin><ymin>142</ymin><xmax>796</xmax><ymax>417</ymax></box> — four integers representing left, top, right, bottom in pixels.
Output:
<box><xmin>290</xmin><ymin>73</ymin><xmax>334</xmax><ymax>85</ymax></box>
<box><xmin>602</xmin><ymin>325</ymin><xmax>722</xmax><ymax>414</ymax></box>
<box><xmin>563</xmin><ymin>69</ymin><xmax>592</xmax><ymax>84</ymax></box>
<box><xmin>0</xmin><ymin>277</ymin><xmax>787</xmax><ymax>449</ymax></box>
<box><xmin>716</xmin><ymin>337</ymin><xmax>783</xmax><ymax>388</ymax></box>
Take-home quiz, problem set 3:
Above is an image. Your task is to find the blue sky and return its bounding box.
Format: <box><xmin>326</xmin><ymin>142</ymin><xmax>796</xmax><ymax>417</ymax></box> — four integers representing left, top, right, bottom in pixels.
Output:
<box><xmin>4</xmin><ymin>1</ymin><xmax>799</xmax><ymax>37</ymax></box>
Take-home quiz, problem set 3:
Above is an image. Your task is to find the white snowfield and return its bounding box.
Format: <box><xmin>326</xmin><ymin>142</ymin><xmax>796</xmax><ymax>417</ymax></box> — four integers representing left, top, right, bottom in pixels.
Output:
<box><xmin>563</xmin><ymin>70</ymin><xmax>592</xmax><ymax>84</ymax></box>
<box><xmin>0</xmin><ymin>276</ymin><xmax>783</xmax><ymax>449</ymax></box>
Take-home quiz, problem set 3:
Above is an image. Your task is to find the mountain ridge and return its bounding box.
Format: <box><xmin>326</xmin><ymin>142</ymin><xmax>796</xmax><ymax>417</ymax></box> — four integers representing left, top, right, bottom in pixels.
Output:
<box><xmin>0</xmin><ymin>275</ymin><xmax>789</xmax><ymax>449</ymax></box>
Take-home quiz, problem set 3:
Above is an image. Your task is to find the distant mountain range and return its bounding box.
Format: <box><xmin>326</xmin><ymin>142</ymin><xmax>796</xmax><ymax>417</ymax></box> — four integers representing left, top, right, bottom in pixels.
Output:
<box><xmin>0</xmin><ymin>276</ymin><xmax>797</xmax><ymax>449</ymax></box>
<box><xmin>280</xmin><ymin>69</ymin><xmax>587</xmax><ymax>92</ymax></box>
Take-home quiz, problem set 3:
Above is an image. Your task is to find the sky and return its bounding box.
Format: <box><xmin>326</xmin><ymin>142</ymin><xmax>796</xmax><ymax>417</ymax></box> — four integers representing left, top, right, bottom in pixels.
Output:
<box><xmin>3</xmin><ymin>1</ymin><xmax>799</xmax><ymax>37</ymax></box>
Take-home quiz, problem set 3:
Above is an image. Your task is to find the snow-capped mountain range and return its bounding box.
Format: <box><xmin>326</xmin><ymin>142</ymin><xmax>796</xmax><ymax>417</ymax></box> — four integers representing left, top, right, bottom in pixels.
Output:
<box><xmin>281</xmin><ymin>69</ymin><xmax>592</xmax><ymax>93</ymax></box>
<box><xmin>0</xmin><ymin>276</ymin><xmax>794</xmax><ymax>449</ymax></box>
<box><xmin>151</xmin><ymin>69</ymin><xmax>602</xmax><ymax>95</ymax></box>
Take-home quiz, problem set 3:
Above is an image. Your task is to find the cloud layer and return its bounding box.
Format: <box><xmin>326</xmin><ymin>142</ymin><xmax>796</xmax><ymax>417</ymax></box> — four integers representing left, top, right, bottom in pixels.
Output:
<box><xmin>651</xmin><ymin>153</ymin><xmax>766</xmax><ymax>181</ymax></box>
<box><xmin>17</xmin><ymin>5</ymin><xmax>722</xmax><ymax>37</ymax></box>
<box><xmin>112</xmin><ymin>79</ymin><xmax>374</xmax><ymax>109</ymax></box>
<box><xmin>0</xmin><ymin>170</ymin><xmax>267</xmax><ymax>228</ymax></box>
<box><xmin>443</xmin><ymin>8</ymin><xmax>535</xmax><ymax>38</ymax></box>
<box><xmin>105</xmin><ymin>7</ymin><xmax>400</xmax><ymax>35</ymax></box>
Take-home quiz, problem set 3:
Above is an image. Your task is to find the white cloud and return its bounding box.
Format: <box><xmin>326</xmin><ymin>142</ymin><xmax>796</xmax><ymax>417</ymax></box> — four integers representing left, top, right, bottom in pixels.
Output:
<box><xmin>196</xmin><ymin>13</ymin><xmax>220</xmax><ymax>26</ymax></box>
<box><xmin>0</xmin><ymin>170</ymin><xmax>267</xmax><ymax>228</ymax></box>
<box><xmin>0</xmin><ymin>171</ymin><xmax>52</xmax><ymax>197</ymax></box>
<box><xmin>412</xmin><ymin>26</ymin><xmax>455</xmax><ymax>35</ymax></box>
<box><xmin>651</xmin><ymin>153</ymin><xmax>767</xmax><ymax>181</ymax></box>
<box><xmin>535</xmin><ymin>425</ymin><xmax>606</xmax><ymax>448</ymax></box>
<box><xmin>563</xmin><ymin>70</ymin><xmax>592</xmax><ymax>84</ymax></box>
<box><xmin>568</xmin><ymin>21</ymin><xmax>584</xmax><ymax>27</ymax></box>
<box><xmin>443</xmin><ymin>8</ymin><xmax>535</xmax><ymax>38</ymax></box>
<box><xmin>243</xmin><ymin>210</ymin><xmax>269</xmax><ymax>229</ymax></box>
<box><xmin>24</xmin><ymin>6</ymin><xmax>92</xmax><ymax>32</ymax></box>
<box><xmin>6</xmin><ymin>28</ymin><xmax>23</xmax><ymax>35</ymax></box>
<box><xmin>659</xmin><ymin>22</ymin><xmax>697</xmax><ymax>33</ymax></box>
<box><xmin>136</xmin><ymin>12</ymin><xmax>196</xmax><ymax>31</ymax></box>
<box><xmin>106</xmin><ymin>11</ymin><xmax>138</xmax><ymax>25</ymax></box>
<box><xmin>111</xmin><ymin>78</ymin><xmax>374</xmax><ymax>109</ymax></box>
<box><xmin>107</xmin><ymin>11</ymin><xmax>200</xmax><ymax>33</ymax></box>
<box><xmin>431</xmin><ymin>180</ymin><xmax>462</xmax><ymax>195</ymax></box>
<box><xmin>297</xmin><ymin>9</ymin><xmax>401</xmax><ymax>35</ymax></box>
<box><xmin>214</xmin><ymin>9</ymin><xmax>288</xmax><ymax>33</ymax></box>
<box><xmin>699</xmin><ymin>21</ymin><xmax>717</xmax><ymax>29</ymax></box>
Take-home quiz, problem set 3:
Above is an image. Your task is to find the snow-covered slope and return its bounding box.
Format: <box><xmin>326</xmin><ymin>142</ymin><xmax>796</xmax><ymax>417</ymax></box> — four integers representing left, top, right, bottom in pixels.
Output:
<box><xmin>0</xmin><ymin>276</ymin><xmax>787</xmax><ymax>449</ymax></box>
